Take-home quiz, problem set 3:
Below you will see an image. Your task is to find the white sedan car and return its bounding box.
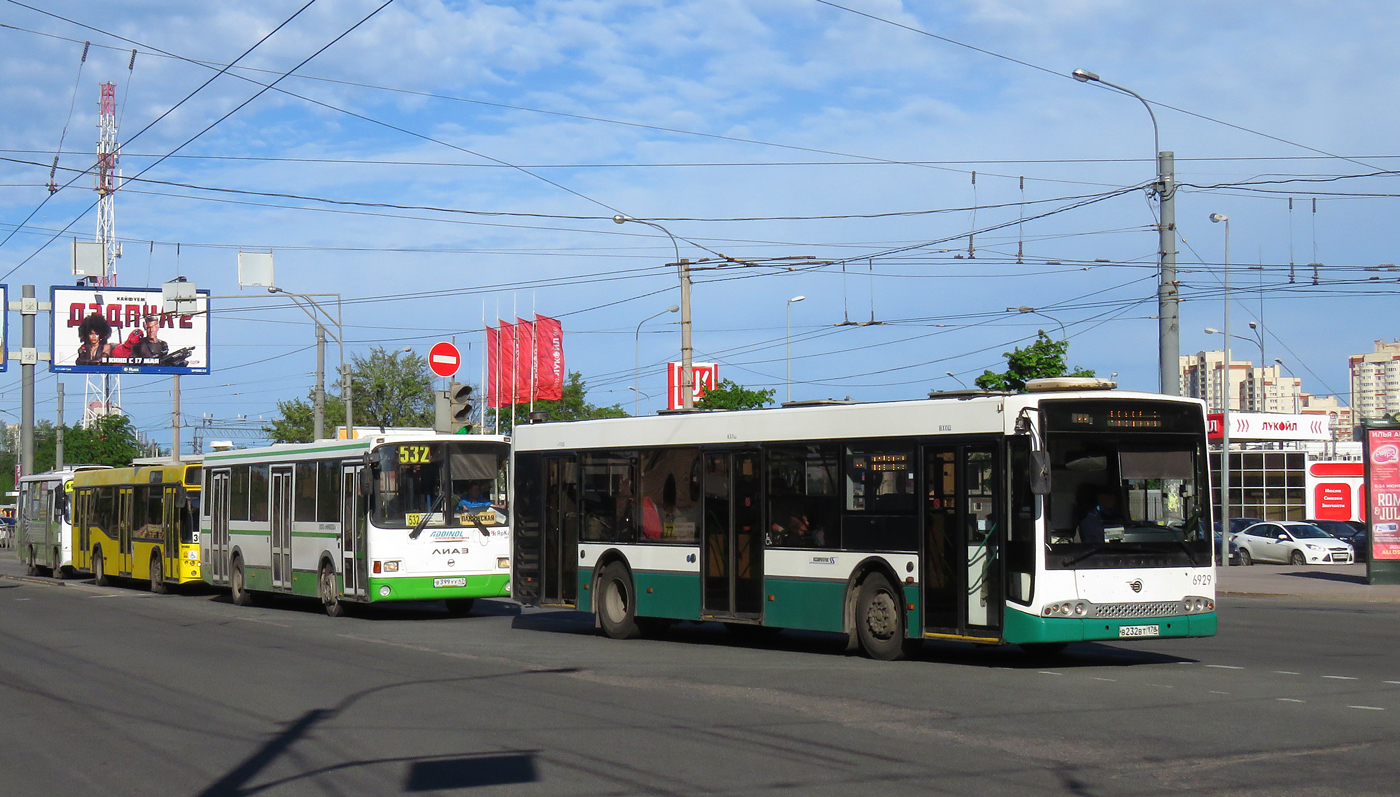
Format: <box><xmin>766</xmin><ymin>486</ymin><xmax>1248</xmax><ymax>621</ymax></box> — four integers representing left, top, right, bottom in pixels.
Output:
<box><xmin>1232</xmin><ymin>521</ymin><xmax>1354</xmax><ymax>566</ymax></box>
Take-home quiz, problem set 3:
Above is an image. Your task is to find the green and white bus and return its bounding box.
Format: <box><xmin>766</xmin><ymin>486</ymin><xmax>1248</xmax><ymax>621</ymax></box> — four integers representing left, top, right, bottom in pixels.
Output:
<box><xmin>510</xmin><ymin>381</ymin><xmax>1217</xmax><ymax>659</ymax></box>
<box><xmin>200</xmin><ymin>432</ymin><xmax>512</xmax><ymax>616</ymax></box>
<box><xmin>17</xmin><ymin>466</ymin><xmax>111</xmax><ymax>577</ymax></box>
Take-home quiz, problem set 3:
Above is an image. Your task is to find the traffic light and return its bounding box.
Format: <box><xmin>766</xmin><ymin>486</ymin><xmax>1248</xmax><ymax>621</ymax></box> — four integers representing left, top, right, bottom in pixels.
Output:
<box><xmin>435</xmin><ymin>382</ymin><xmax>475</xmax><ymax>434</ymax></box>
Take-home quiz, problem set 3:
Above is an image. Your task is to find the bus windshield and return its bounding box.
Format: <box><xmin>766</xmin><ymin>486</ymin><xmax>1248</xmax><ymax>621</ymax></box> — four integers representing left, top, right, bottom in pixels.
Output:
<box><xmin>1044</xmin><ymin>435</ymin><xmax>1211</xmax><ymax>569</ymax></box>
<box><xmin>373</xmin><ymin>441</ymin><xmax>510</xmax><ymax>530</ymax></box>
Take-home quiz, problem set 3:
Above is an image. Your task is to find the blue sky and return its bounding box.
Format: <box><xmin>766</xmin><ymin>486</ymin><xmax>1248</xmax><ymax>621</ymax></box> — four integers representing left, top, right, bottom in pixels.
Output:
<box><xmin>2</xmin><ymin>0</ymin><xmax>1398</xmax><ymax>449</ymax></box>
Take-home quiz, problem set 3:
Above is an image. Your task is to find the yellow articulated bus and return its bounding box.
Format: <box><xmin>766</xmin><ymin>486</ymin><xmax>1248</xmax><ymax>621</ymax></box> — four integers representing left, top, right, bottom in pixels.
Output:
<box><xmin>71</xmin><ymin>461</ymin><xmax>203</xmax><ymax>592</ymax></box>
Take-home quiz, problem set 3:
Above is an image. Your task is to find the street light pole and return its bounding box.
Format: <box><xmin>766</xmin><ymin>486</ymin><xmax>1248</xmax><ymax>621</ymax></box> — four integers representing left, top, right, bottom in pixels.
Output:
<box><xmin>634</xmin><ymin>305</ymin><xmax>679</xmax><ymax>416</ymax></box>
<box><xmin>268</xmin><ymin>288</ymin><xmax>349</xmax><ymax>438</ymax></box>
<box><xmin>786</xmin><ymin>295</ymin><xmax>805</xmax><ymax>403</ymax></box>
<box><xmin>615</xmin><ymin>215</ymin><xmax>695</xmax><ymax>409</ymax></box>
<box><xmin>1211</xmin><ymin>212</ymin><xmax>1231</xmax><ymax>568</ymax></box>
<box><xmin>1073</xmin><ymin>69</ymin><xmax>1178</xmax><ymax>395</ymax></box>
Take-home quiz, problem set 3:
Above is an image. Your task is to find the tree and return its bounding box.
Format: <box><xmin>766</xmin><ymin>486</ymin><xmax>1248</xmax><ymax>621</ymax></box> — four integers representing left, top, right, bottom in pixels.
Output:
<box><xmin>696</xmin><ymin>379</ymin><xmax>776</xmax><ymax>410</ymax></box>
<box><xmin>974</xmin><ymin>331</ymin><xmax>1095</xmax><ymax>393</ymax></box>
<box><xmin>62</xmin><ymin>415</ymin><xmax>144</xmax><ymax>466</ymax></box>
<box><xmin>264</xmin><ymin>346</ymin><xmax>433</xmax><ymax>443</ymax></box>
<box><xmin>494</xmin><ymin>371</ymin><xmax>626</xmax><ymax>434</ymax></box>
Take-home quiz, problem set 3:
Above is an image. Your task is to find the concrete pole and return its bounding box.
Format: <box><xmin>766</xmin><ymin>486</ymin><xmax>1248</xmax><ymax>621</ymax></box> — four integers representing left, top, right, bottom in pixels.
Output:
<box><xmin>1158</xmin><ymin>151</ymin><xmax>1179</xmax><ymax>396</ymax></box>
<box><xmin>55</xmin><ymin>383</ymin><xmax>64</xmax><ymax>470</ymax></box>
<box><xmin>1218</xmin><ymin>217</ymin><xmax>1231</xmax><ymax>568</ymax></box>
<box><xmin>313</xmin><ymin>323</ymin><xmax>326</xmax><ymax>440</ymax></box>
<box><xmin>343</xmin><ymin>364</ymin><xmax>354</xmax><ymax>439</ymax></box>
<box><xmin>171</xmin><ymin>375</ymin><xmax>181</xmax><ymax>463</ymax></box>
<box><xmin>680</xmin><ymin>258</ymin><xmax>694</xmax><ymax>410</ymax></box>
<box><xmin>21</xmin><ymin>285</ymin><xmax>34</xmax><ymax>480</ymax></box>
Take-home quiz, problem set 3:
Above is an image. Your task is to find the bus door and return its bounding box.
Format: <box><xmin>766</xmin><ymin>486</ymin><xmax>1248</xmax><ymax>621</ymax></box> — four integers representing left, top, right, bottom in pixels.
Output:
<box><xmin>340</xmin><ymin>464</ymin><xmax>367</xmax><ymax>599</ymax></box>
<box><xmin>922</xmin><ymin>442</ymin><xmax>1003</xmax><ymax>639</ymax></box>
<box><xmin>270</xmin><ymin>466</ymin><xmax>294</xmax><ymax>591</ymax></box>
<box><xmin>540</xmin><ymin>456</ymin><xmax>578</xmax><ymax>607</ymax></box>
<box><xmin>701</xmin><ymin>450</ymin><xmax>764</xmax><ymax>620</ymax></box>
<box><xmin>163</xmin><ymin>486</ymin><xmax>180</xmax><ymax>578</ymax></box>
<box><xmin>118</xmin><ymin>489</ymin><xmax>134</xmax><ymax>575</ymax></box>
<box><xmin>209</xmin><ymin>470</ymin><xmax>231</xmax><ymax>586</ymax></box>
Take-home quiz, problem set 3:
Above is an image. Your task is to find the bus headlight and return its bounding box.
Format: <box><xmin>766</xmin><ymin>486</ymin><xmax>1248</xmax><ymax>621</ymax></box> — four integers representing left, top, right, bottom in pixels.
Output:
<box><xmin>496</xmin><ymin>557</ymin><xmax>510</xmax><ymax>569</ymax></box>
<box><xmin>383</xmin><ymin>560</ymin><xmax>400</xmax><ymax>572</ymax></box>
<box><xmin>1043</xmin><ymin>601</ymin><xmax>1088</xmax><ymax>617</ymax></box>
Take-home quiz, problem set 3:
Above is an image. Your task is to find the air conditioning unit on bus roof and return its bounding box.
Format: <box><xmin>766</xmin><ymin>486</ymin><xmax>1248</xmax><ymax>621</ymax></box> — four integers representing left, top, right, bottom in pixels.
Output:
<box><xmin>1024</xmin><ymin>377</ymin><xmax>1117</xmax><ymax>392</ymax></box>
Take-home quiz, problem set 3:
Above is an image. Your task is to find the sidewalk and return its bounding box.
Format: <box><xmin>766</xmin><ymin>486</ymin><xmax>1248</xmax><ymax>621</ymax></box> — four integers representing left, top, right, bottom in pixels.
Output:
<box><xmin>1218</xmin><ymin>562</ymin><xmax>1400</xmax><ymax>603</ymax></box>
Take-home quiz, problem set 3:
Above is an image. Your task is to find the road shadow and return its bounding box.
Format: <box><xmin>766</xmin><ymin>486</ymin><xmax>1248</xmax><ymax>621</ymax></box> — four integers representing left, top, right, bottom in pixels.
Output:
<box><xmin>203</xmin><ymin>592</ymin><xmax>523</xmax><ymax>623</ymax></box>
<box><xmin>1279</xmin><ymin>570</ymin><xmax>1369</xmax><ymax>585</ymax></box>
<box><xmin>405</xmin><ymin>753</ymin><xmax>538</xmax><ymax>791</ymax></box>
<box><xmin>510</xmin><ymin>608</ymin><xmax>1191</xmax><ymax>668</ymax></box>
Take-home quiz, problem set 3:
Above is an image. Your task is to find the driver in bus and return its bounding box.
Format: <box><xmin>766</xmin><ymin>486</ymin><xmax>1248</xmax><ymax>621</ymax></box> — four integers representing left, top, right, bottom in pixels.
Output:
<box><xmin>456</xmin><ymin>482</ymin><xmax>493</xmax><ymax>513</ymax></box>
<box><xmin>1078</xmin><ymin>488</ymin><xmax>1126</xmax><ymax>545</ymax></box>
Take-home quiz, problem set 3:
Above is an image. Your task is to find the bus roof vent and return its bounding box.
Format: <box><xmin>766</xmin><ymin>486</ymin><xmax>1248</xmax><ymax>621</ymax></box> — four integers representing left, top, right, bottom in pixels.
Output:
<box><xmin>779</xmin><ymin>398</ymin><xmax>859</xmax><ymax>408</ymax></box>
<box><xmin>1024</xmin><ymin>377</ymin><xmax>1117</xmax><ymax>392</ymax></box>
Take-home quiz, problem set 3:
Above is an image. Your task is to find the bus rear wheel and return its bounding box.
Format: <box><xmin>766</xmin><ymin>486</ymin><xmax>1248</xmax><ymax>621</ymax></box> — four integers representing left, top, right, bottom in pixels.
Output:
<box><xmin>150</xmin><ymin>552</ymin><xmax>169</xmax><ymax>594</ymax></box>
<box><xmin>231</xmin><ymin>557</ymin><xmax>255</xmax><ymax>607</ymax></box>
<box><xmin>596</xmin><ymin>562</ymin><xmax>642</xmax><ymax>640</ymax></box>
<box><xmin>320</xmin><ymin>562</ymin><xmax>346</xmax><ymax>617</ymax></box>
<box><xmin>92</xmin><ymin>549</ymin><xmax>109</xmax><ymax>587</ymax></box>
<box><xmin>855</xmin><ymin>573</ymin><xmax>908</xmax><ymax>661</ymax></box>
<box><xmin>51</xmin><ymin>548</ymin><xmax>66</xmax><ymax>579</ymax></box>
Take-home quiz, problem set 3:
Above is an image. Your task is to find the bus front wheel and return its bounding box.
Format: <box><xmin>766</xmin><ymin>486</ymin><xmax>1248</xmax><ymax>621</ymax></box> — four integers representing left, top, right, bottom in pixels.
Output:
<box><xmin>25</xmin><ymin>545</ymin><xmax>37</xmax><ymax>576</ymax></box>
<box><xmin>596</xmin><ymin>562</ymin><xmax>642</xmax><ymax>640</ymax></box>
<box><xmin>231</xmin><ymin>557</ymin><xmax>255</xmax><ymax>607</ymax></box>
<box><xmin>92</xmin><ymin>549</ymin><xmax>109</xmax><ymax>587</ymax></box>
<box><xmin>51</xmin><ymin>548</ymin><xmax>66</xmax><ymax>579</ymax></box>
<box><xmin>855</xmin><ymin>573</ymin><xmax>908</xmax><ymax>661</ymax></box>
<box><xmin>320</xmin><ymin>562</ymin><xmax>346</xmax><ymax>617</ymax></box>
<box><xmin>150</xmin><ymin>552</ymin><xmax>169</xmax><ymax>594</ymax></box>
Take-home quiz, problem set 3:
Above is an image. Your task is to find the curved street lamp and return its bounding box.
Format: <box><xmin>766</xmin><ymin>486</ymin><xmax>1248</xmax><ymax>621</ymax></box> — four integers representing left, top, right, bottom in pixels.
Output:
<box><xmin>1210</xmin><ymin>212</ymin><xmax>1231</xmax><ymax>567</ymax></box>
<box><xmin>787</xmin><ymin>295</ymin><xmax>806</xmax><ymax>403</ymax></box>
<box><xmin>615</xmin><ymin>215</ymin><xmax>695</xmax><ymax>409</ymax></box>
<box><xmin>634</xmin><ymin>305</ymin><xmax>679</xmax><ymax>416</ymax></box>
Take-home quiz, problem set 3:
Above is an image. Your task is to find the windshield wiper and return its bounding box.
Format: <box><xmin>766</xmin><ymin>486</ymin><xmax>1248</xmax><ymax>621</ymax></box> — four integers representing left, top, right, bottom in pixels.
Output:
<box><xmin>410</xmin><ymin>491</ymin><xmax>447</xmax><ymax>540</ymax></box>
<box><xmin>1064</xmin><ymin>544</ymin><xmax>1154</xmax><ymax>567</ymax></box>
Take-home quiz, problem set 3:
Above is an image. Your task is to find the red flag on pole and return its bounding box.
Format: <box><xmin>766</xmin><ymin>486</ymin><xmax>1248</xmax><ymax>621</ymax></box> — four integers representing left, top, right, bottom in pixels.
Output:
<box><xmin>515</xmin><ymin>318</ymin><xmax>536</xmax><ymax>404</ymax></box>
<box><xmin>498</xmin><ymin>321</ymin><xmax>517</xmax><ymax>408</ymax></box>
<box><xmin>486</xmin><ymin>324</ymin><xmax>503</xmax><ymax>408</ymax></box>
<box><xmin>534</xmin><ymin>315</ymin><xmax>564</xmax><ymax>400</ymax></box>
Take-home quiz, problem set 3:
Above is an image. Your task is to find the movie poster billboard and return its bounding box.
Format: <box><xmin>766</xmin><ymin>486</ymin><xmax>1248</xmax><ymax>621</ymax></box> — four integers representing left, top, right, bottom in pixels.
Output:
<box><xmin>1364</xmin><ymin>426</ymin><xmax>1400</xmax><ymax>561</ymax></box>
<box><xmin>50</xmin><ymin>286</ymin><xmax>210</xmax><ymax>375</ymax></box>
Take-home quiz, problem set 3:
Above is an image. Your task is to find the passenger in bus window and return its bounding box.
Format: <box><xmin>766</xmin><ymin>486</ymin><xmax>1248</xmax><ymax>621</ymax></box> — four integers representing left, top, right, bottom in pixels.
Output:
<box><xmin>1078</xmin><ymin>489</ymin><xmax>1125</xmax><ymax>545</ymax></box>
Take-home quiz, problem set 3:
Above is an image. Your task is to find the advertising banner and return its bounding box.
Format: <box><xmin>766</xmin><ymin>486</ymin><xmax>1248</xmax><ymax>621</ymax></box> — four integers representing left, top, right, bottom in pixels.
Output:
<box><xmin>1364</xmin><ymin>427</ymin><xmax>1400</xmax><ymax>561</ymax></box>
<box><xmin>50</xmin><ymin>286</ymin><xmax>210</xmax><ymax>375</ymax></box>
<box><xmin>667</xmin><ymin>362</ymin><xmax>718</xmax><ymax>410</ymax></box>
<box><xmin>1305</xmin><ymin>461</ymin><xmax>1366</xmax><ymax>522</ymax></box>
<box><xmin>1207</xmin><ymin>412</ymin><xmax>1330</xmax><ymax>442</ymax></box>
<box><xmin>485</xmin><ymin>316</ymin><xmax>564</xmax><ymax>408</ymax></box>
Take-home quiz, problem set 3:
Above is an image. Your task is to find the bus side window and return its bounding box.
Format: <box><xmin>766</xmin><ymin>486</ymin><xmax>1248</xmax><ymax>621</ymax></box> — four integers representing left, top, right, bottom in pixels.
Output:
<box><xmin>316</xmin><ymin>461</ymin><xmax>341</xmax><ymax>523</ymax></box>
<box><xmin>231</xmin><ymin>465</ymin><xmax>251</xmax><ymax>522</ymax></box>
<box><xmin>765</xmin><ymin>445</ymin><xmax>840</xmax><ymax>549</ymax></box>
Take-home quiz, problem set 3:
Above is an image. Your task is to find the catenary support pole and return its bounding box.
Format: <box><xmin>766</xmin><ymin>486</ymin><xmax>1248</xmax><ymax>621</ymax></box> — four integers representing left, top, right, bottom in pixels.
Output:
<box><xmin>172</xmin><ymin>375</ymin><xmax>181</xmax><ymax>463</ymax></box>
<box><xmin>1159</xmin><ymin>151</ymin><xmax>1179</xmax><ymax>395</ymax></box>
<box><xmin>314</xmin><ymin>323</ymin><xmax>325</xmax><ymax>440</ymax></box>
<box><xmin>55</xmin><ymin>383</ymin><xmax>64</xmax><ymax>470</ymax></box>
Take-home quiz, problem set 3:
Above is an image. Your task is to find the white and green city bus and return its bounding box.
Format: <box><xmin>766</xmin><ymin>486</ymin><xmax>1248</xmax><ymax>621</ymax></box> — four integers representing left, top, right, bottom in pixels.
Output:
<box><xmin>200</xmin><ymin>432</ymin><xmax>512</xmax><ymax>616</ymax></box>
<box><xmin>511</xmin><ymin>381</ymin><xmax>1217</xmax><ymax>659</ymax></box>
<box><xmin>17</xmin><ymin>466</ymin><xmax>111</xmax><ymax>577</ymax></box>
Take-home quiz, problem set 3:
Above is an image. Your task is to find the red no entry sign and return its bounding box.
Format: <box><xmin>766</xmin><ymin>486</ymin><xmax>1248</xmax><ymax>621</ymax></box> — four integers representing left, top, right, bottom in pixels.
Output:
<box><xmin>428</xmin><ymin>341</ymin><xmax>461</xmax><ymax>378</ymax></box>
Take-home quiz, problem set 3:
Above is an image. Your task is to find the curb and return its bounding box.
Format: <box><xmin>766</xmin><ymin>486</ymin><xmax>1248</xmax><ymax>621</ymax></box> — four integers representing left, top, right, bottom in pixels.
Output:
<box><xmin>0</xmin><ymin>572</ymin><xmax>68</xmax><ymax>588</ymax></box>
<box><xmin>1221</xmin><ymin>589</ymin><xmax>1400</xmax><ymax>604</ymax></box>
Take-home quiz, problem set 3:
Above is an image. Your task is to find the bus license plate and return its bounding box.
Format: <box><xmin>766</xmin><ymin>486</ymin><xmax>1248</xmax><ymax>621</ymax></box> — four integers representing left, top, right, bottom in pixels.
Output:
<box><xmin>433</xmin><ymin>577</ymin><xmax>467</xmax><ymax>588</ymax></box>
<box><xmin>1118</xmin><ymin>624</ymin><xmax>1160</xmax><ymax>638</ymax></box>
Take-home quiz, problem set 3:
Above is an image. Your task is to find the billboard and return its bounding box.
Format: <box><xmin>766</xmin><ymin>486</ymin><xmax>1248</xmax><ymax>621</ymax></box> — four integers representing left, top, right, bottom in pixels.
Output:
<box><xmin>1207</xmin><ymin>412</ymin><xmax>1330</xmax><ymax>442</ymax></box>
<box><xmin>50</xmin><ymin>286</ymin><xmax>210</xmax><ymax>375</ymax></box>
<box><xmin>1364</xmin><ymin>427</ymin><xmax>1400</xmax><ymax>561</ymax></box>
<box><xmin>1305</xmin><ymin>461</ymin><xmax>1366</xmax><ymax>522</ymax></box>
<box><xmin>667</xmin><ymin>362</ymin><xmax>718</xmax><ymax>410</ymax></box>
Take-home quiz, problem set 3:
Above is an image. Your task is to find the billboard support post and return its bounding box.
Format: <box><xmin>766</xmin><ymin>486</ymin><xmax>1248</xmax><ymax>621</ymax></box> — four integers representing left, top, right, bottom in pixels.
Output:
<box><xmin>56</xmin><ymin>383</ymin><xmax>64</xmax><ymax>470</ymax></box>
<box><xmin>314</xmin><ymin>324</ymin><xmax>326</xmax><ymax>441</ymax></box>
<box><xmin>21</xmin><ymin>285</ymin><xmax>34</xmax><ymax>481</ymax></box>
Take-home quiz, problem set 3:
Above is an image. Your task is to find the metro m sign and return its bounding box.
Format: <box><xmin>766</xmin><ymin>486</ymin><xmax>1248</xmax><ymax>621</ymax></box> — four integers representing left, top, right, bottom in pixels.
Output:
<box><xmin>667</xmin><ymin>362</ymin><xmax>718</xmax><ymax>410</ymax></box>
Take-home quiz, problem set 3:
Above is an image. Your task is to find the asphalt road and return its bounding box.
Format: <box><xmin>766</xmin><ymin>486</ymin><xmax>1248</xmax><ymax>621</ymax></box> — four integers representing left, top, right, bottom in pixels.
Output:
<box><xmin>1</xmin><ymin>562</ymin><xmax>1397</xmax><ymax>796</ymax></box>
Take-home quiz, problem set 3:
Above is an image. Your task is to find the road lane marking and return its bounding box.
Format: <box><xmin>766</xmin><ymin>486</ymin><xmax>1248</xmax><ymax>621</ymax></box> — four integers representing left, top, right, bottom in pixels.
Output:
<box><xmin>1147</xmin><ymin>684</ymin><xmax>1174</xmax><ymax>689</ymax></box>
<box><xmin>1205</xmin><ymin>664</ymin><xmax>1243</xmax><ymax>670</ymax></box>
<box><xmin>1384</xmin><ymin>681</ymin><xmax>1400</xmax><ymax>685</ymax></box>
<box><xmin>1209</xmin><ymin>691</ymin><xmax>1230</xmax><ymax>695</ymax></box>
<box><xmin>1278</xmin><ymin>698</ymin><xmax>1305</xmax><ymax>703</ymax></box>
<box><xmin>1348</xmin><ymin>706</ymin><xmax>1385</xmax><ymax>711</ymax></box>
<box><xmin>1274</xmin><ymin>671</ymin><xmax>1300</xmax><ymax>675</ymax></box>
<box><xmin>1092</xmin><ymin>677</ymin><xmax>1116</xmax><ymax>682</ymax></box>
<box><xmin>1037</xmin><ymin>671</ymin><xmax>1062</xmax><ymax>676</ymax></box>
<box><xmin>1322</xmin><ymin>676</ymin><xmax>1358</xmax><ymax>681</ymax></box>
<box><xmin>15</xmin><ymin>598</ymin><xmax>30</xmax><ymax>601</ymax></box>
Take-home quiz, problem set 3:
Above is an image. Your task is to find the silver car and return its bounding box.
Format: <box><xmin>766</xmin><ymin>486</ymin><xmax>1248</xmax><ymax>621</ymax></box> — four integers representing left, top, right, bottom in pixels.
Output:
<box><xmin>1232</xmin><ymin>521</ymin><xmax>1354</xmax><ymax>566</ymax></box>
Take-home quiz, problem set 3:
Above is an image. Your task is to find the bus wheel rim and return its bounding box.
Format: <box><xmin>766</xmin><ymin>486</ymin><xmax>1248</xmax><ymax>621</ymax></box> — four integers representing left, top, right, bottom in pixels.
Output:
<box><xmin>866</xmin><ymin>591</ymin><xmax>898</xmax><ymax>640</ymax></box>
<box><xmin>605</xmin><ymin>579</ymin><xmax>627</xmax><ymax>622</ymax></box>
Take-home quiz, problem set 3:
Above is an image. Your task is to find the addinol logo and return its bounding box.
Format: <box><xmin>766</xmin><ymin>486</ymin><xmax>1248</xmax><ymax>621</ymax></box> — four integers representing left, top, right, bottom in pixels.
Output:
<box><xmin>1128</xmin><ymin>579</ymin><xmax>1143</xmax><ymax>593</ymax></box>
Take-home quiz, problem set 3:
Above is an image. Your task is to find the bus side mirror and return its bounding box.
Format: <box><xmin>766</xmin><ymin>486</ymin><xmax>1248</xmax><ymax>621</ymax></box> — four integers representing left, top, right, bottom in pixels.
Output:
<box><xmin>1030</xmin><ymin>451</ymin><xmax>1051</xmax><ymax>496</ymax></box>
<box><xmin>174</xmin><ymin>485</ymin><xmax>189</xmax><ymax>509</ymax></box>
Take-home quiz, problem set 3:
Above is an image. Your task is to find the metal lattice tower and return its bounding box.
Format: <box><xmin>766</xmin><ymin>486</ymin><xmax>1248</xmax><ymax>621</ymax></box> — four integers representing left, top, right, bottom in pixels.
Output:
<box><xmin>83</xmin><ymin>82</ymin><xmax>122</xmax><ymax>428</ymax></box>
